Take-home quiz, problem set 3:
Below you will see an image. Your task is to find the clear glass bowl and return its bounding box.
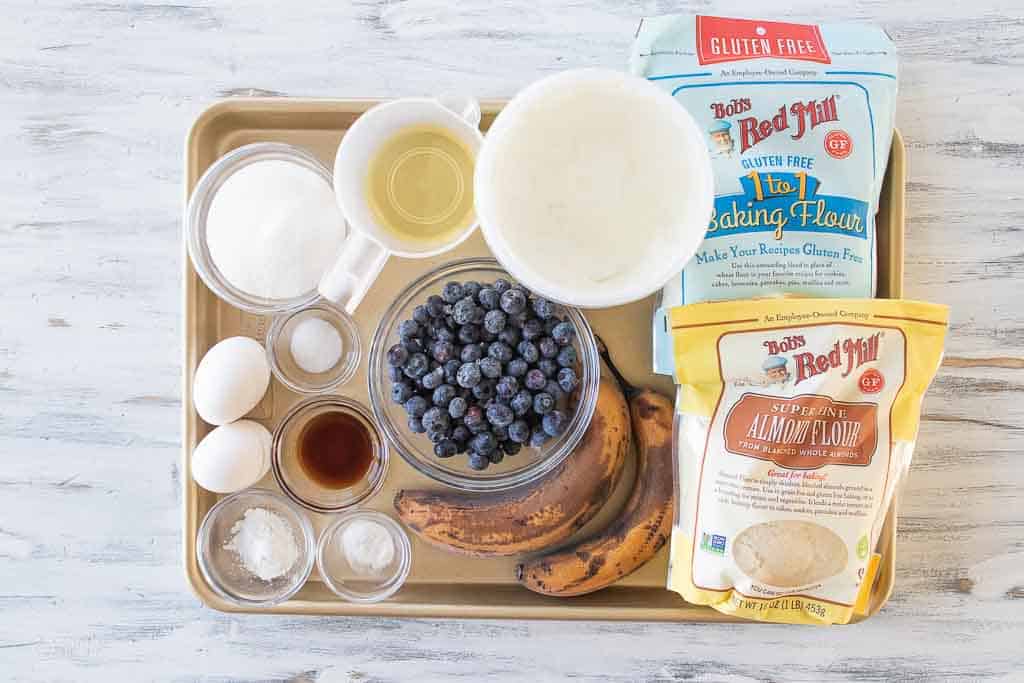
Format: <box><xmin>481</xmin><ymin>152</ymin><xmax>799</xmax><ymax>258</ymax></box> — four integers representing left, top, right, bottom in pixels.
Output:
<box><xmin>367</xmin><ymin>257</ymin><xmax>600</xmax><ymax>492</ymax></box>
<box><xmin>317</xmin><ymin>510</ymin><xmax>412</xmax><ymax>603</ymax></box>
<box><xmin>185</xmin><ymin>142</ymin><xmax>339</xmax><ymax>315</ymax></box>
<box><xmin>271</xmin><ymin>395</ymin><xmax>389</xmax><ymax>513</ymax></box>
<box><xmin>267</xmin><ymin>302</ymin><xmax>361</xmax><ymax>394</ymax></box>
<box><xmin>196</xmin><ymin>488</ymin><xmax>316</xmax><ymax>608</ymax></box>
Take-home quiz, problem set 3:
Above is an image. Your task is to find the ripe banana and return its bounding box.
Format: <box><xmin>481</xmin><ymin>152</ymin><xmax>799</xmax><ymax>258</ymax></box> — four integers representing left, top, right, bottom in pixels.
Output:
<box><xmin>394</xmin><ymin>377</ymin><xmax>631</xmax><ymax>556</ymax></box>
<box><xmin>516</xmin><ymin>388</ymin><xmax>675</xmax><ymax>596</ymax></box>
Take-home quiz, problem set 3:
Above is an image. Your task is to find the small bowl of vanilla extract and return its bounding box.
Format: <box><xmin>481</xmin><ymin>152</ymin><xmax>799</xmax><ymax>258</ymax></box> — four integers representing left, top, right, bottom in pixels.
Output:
<box><xmin>271</xmin><ymin>396</ymin><xmax>389</xmax><ymax>513</ymax></box>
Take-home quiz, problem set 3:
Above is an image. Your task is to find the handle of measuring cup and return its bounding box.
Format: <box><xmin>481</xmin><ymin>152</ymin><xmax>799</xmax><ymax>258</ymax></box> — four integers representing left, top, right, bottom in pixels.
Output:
<box><xmin>317</xmin><ymin>232</ymin><xmax>390</xmax><ymax>314</ymax></box>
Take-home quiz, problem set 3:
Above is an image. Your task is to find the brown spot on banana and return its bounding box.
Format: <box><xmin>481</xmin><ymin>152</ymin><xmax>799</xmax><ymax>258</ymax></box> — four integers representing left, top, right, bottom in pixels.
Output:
<box><xmin>516</xmin><ymin>389</ymin><xmax>676</xmax><ymax>596</ymax></box>
<box><xmin>394</xmin><ymin>378</ymin><xmax>631</xmax><ymax>556</ymax></box>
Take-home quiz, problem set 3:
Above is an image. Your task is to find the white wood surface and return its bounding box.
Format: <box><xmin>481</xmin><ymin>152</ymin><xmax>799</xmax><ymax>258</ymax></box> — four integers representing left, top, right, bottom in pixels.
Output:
<box><xmin>2</xmin><ymin>1</ymin><xmax>1022</xmax><ymax>681</ymax></box>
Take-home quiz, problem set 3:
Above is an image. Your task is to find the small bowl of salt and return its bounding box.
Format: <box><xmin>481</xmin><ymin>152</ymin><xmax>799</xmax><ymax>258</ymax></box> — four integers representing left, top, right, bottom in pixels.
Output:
<box><xmin>317</xmin><ymin>510</ymin><xmax>412</xmax><ymax>603</ymax></box>
<box><xmin>196</xmin><ymin>488</ymin><xmax>316</xmax><ymax>607</ymax></box>
<box><xmin>267</xmin><ymin>302</ymin><xmax>361</xmax><ymax>394</ymax></box>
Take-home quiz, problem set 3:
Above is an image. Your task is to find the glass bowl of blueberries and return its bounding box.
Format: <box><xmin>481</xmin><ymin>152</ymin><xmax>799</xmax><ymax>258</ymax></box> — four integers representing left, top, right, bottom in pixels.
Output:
<box><xmin>368</xmin><ymin>257</ymin><xmax>600</xmax><ymax>492</ymax></box>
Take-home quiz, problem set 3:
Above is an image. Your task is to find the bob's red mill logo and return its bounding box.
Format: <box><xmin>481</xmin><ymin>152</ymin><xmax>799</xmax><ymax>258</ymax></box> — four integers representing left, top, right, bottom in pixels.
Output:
<box><xmin>719</xmin><ymin>95</ymin><xmax>840</xmax><ymax>154</ymax></box>
<box><xmin>763</xmin><ymin>332</ymin><xmax>882</xmax><ymax>385</ymax></box>
<box><xmin>695</xmin><ymin>16</ymin><xmax>832</xmax><ymax>66</ymax></box>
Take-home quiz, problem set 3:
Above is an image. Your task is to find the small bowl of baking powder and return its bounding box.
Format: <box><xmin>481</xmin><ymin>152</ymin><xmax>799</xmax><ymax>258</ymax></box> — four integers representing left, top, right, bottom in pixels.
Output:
<box><xmin>317</xmin><ymin>510</ymin><xmax>411</xmax><ymax>603</ymax></box>
<box><xmin>197</xmin><ymin>488</ymin><xmax>316</xmax><ymax>607</ymax></box>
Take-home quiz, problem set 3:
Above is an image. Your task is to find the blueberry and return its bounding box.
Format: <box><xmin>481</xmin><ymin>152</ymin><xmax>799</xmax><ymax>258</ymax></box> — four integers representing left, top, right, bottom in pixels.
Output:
<box><xmin>544</xmin><ymin>317</ymin><xmax>562</xmax><ymax>335</ymax></box>
<box><xmin>532</xmin><ymin>297</ymin><xmax>555</xmax><ymax>319</ymax></box>
<box><xmin>387</xmin><ymin>343</ymin><xmax>410</xmax><ymax>368</ymax></box>
<box><xmin>432</xmin><ymin>325</ymin><xmax>456</xmax><ymax>343</ymax></box>
<box><xmin>479</xmin><ymin>328</ymin><xmax>497</xmax><ymax>344</ymax></box>
<box><xmin>479</xmin><ymin>356</ymin><xmax>502</xmax><ymax>379</ymax></box>
<box><xmin>402</xmin><ymin>337</ymin><xmax>424</xmax><ymax>354</ymax></box>
<box><xmin>470</xmin><ymin>432</ymin><xmax>498</xmax><ymax>456</ymax></box>
<box><xmin>499</xmin><ymin>288</ymin><xmax>527</xmax><ymax>315</ymax></box>
<box><xmin>488</xmin><ymin>449</ymin><xmax>505</xmax><ymax>465</ymax></box>
<box><xmin>404</xmin><ymin>395</ymin><xmax>429</xmax><ymax>418</ymax></box>
<box><xmin>467</xmin><ymin>453</ymin><xmax>490</xmax><ymax>471</ymax></box>
<box><xmin>545</xmin><ymin>379</ymin><xmax>565</xmax><ymax>400</ymax></box>
<box><xmin>421</xmin><ymin>367</ymin><xmax>444</xmax><ymax>390</ymax></box>
<box><xmin>484</xmin><ymin>309</ymin><xmax>507</xmax><ymax>334</ymax></box>
<box><xmin>539</xmin><ymin>337</ymin><xmax>558</xmax><ymax>359</ymax></box>
<box><xmin>506</xmin><ymin>358</ymin><xmax>528</xmax><ymax>377</ymax></box>
<box><xmin>492</xmin><ymin>278</ymin><xmax>511</xmax><ymax>294</ymax></box>
<box><xmin>403</xmin><ymin>352</ymin><xmax>429</xmax><ymax>378</ymax></box>
<box><xmin>488</xmin><ymin>341</ymin><xmax>514</xmax><ymax>363</ymax></box>
<box><xmin>391</xmin><ymin>382</ymin><xmax>414</xmax><ymax>404</ymax></box>
<box><xmin>496</xmin><ymin>376</ymin><xmax>519</xmax><ymax>399</ymax></box>
<box><xmin>456</xmin><ymin>362</ymin><xmax>482</xmax><ymax>388</ymax></box>
<box><xmin>525</xmin><ymin>368</ymin><xmax>547</xmax><ymax>391</ymax></box>
<box><xmin>503</xmin><ymin>441</ymin><xmax>522</xmax><ymax>456</ymax></box>
<box><xmin>398</xmin><ymin>319</ymin><xmax>420</xmax><ymax>339</ymax></box>
<box><xmin>426</xmin><ymin>295</ymin><xmax>446</xmax><ymax>318</ymax></box>
<box><xmin>408</xmin><ymin>416</ymin><xmax>426</xmax><ymax>434</ymax></box>
<box><xmin>432</xmin><ymin>384</ymin><xmax>456</xmax><ymax>407</ymax></box>
<box><xmin>422</xmin><ymin>406</ymin><xmax>450</xmax><ymax>433</ymax></box>
<box><xmin>521</xmin><ymin>318</ymin><xmax>544</xmax><ymax>340</ymax></box>
<box><xmin>533</xmin><ymin>392</ymin><xmax>555</xmax><ymax>415</ymax></box>
<box><xmin>508</xmin><ymin>420</ymin><xmax>530</xmax><ymax>443</ymax></box>
<box><xmin>538</xmin><ymin>359</ymin><xmax>559</xmax><ymax>378</ymax></box>
<box><xmin>517</xmin><ymin>341</ymin><xmax>540</xmax><ymax>363</ymax></box>
<box><xmin>497</xmin><ymin>326</ymin><xmax>521</xmax><ymax>346</ymax></box>
<box><xmin>434</xmin><ymin>440</ymin><xmax>458</xmax><ymax>458</ymax></box>
<box><xmin>441</xmin><ymin>281</ymin><xmax>464</xmax><ymax>303</ymax></box>
<box><xmin>557</xmin><ymin>367</ymin><xmax>579</xmax><ymax>393</ymax></box>
<box><xmin>451</xmin><ymin>425</ymin><xmax>470</xmax><ymax>444</ymax></box>
<box><xmin>471</xmin><ymin>306</ymin><xmax>486</xmax><ymax>325</ymax></box>
<box><xmin>511</xmin><ymin>390</ymin><xmax>533</xmax><ymax>417</ymax></box>
<box><xmin>431</xmin><ymin>340</ymin><xmax>456</xmax><ymax>364</ymax></box>
<box><xmin>457</xmin><ymin>324</ymin><xmax>481</xmax><ymax>345</ymax></box>
<box><xmin>478</xmin><ymin>287</ymin><xmax>500</xmax><ymax>310</ymax></box>
<box><xmin>486</xmin><ymin>402</ymin><xmax>514</xmax><ymax>427</ymax></box>
<box><xmin>452</xmin><ymin>297</ymin><xmax>478</xmax><ymax>325</ymax></box>
<box><xmin>388</xmin><ymin>365</ymin><xmax>405</xmax><ymax>383</ymax></box>
<box><xmin>472</xmin><ymin>379</ymin><xmax>496</xmax><ymax>401</ymax></box>
<box><xmin>464</xmin><ymin>405</ymin><xmax>486</xmax><ymax>433</ymax></box>
<box><xmin>462</xmin><ymin>280</ymin><xmax>482</xmax><ymax>300</ymax></box>
<box><xmin>444</xmin><ymin>359</ymin><xmax>461</xmax><ymax>384</ymax></box>
<box><xmin>458</xmin><ymin>343</ymin><xmax>480</xmax><ymax>363</ymax></box>
<box><xmin>428</xmin><ymin>428</ymin><xmax>447</xmax><ymax>444</ymax></box>
<box><xmin>448</xmin><ymin>396</ymin><xmax>468</xmax><ymax>419</ymax></box>
<box><xmin>557</xmin><ymin>345</ymin><xmax>577</xmax><ymax>368</ymax></box>
<box><xmin>491</xmin><ymin>424</ymin><xmax>509</xmax><ymax>442</ymax></box>
<box><xmin>530</xmin><ymin>427</ymin><xmax>551</xmax><ymax>447</ymax></box>
<box><xmin>412</xmin><ymin>305</ymin><xmax>431</xmax><ymax>324</ymax></box>
<box><xmin>508</xmin><ymin>310</ymin><xmax>530</xmax><ymax>329</ymax></box>
<box><xmin>542</xmin><ymin>410</ymin><xmax>567</xmax><ymax>437</ymax></box>
<box><xmin>551</xmin><ymin>321</ymin><xmax>576</xmax><ymax>345</ymax></box>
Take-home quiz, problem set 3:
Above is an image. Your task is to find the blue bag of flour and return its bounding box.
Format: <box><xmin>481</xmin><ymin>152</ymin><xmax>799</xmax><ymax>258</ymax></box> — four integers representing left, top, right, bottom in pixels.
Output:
<box><xmin>631</xmin><ymin>15</ymin><xmax>898</xmax><ymax>375</ymax></box>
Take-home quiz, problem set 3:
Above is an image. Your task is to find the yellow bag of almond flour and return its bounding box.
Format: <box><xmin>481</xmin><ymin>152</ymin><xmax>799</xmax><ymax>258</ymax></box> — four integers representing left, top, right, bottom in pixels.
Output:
<box><xmin>666</xmin><ymin>298</ymin><xmax>946</xmax><ymax>624</ymax></box>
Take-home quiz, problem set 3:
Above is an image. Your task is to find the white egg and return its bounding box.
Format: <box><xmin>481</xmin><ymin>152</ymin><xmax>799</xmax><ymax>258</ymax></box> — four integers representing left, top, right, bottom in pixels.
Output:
<box><xmin>191</xmin><ymin>420</ymin><xmax>272</xmax><ymax>493</ymax></box>
<box><xmin>193</xmin><ymin>336</ymin><xmax>270</xmax><ymax>426</ymax></box>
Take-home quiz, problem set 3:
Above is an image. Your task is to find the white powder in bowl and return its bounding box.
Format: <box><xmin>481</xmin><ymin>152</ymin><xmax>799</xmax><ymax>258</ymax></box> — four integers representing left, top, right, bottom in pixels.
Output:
<box><xmin>224</xmin><ymin>507</ymin><xmax>299</xmax><ymax>582</ymax></box>
<box><xmin>340</xmin><ymin>519</ymin><xmax>395</xmax><ymax>576</ymax></box>
<box><xmin>290</xmin><ymin>317</ymin><xmax>343</xmax><ymax>374</ymax></box>
<box><xmin>206</xmin><ymin>159</ymin><xmax>347</xmax><ymax>300</ymax></box>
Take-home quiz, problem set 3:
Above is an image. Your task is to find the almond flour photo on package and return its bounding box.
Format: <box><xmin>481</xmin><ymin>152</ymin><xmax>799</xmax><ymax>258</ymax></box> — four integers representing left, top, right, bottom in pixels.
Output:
<box><xmin>666</xmin><ymin>298</ymin><xmax>947</xmax><ymax>625</ymax></box>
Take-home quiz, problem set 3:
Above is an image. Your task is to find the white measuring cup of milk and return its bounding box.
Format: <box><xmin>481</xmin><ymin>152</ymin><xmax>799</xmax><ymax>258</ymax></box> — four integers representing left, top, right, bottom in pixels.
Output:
<box><xmin>318</xmin><ymin>96</ymin><xmax>484</xmax><ymax>313</ymax></box>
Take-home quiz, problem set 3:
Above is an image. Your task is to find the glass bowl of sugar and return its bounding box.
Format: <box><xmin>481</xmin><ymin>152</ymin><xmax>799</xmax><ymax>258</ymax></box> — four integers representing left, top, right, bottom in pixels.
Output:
<box><xmin>186</xmin><ymin>142</ymin><xmax>349</xmax><ymax>315</ymax></box>
<box><xmin>316</xmin><ymin>510</ymin><xmax>412</xmax><ymax>603</ymax></box>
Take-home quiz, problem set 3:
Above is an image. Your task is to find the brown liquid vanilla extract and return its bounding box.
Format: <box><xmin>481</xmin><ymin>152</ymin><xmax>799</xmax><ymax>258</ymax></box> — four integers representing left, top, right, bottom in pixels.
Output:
<box><xmin>297</xmin><ymin>411</ymin><xmax>373</xmax><ymax>489</ymax></box>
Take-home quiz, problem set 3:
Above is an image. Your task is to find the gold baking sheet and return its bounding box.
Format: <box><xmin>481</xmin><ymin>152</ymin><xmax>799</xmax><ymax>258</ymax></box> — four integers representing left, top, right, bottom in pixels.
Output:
<box><xmin>182</xmin><ymin>98</ymin><xmax>905</xmax><ymax>620</ymax></box>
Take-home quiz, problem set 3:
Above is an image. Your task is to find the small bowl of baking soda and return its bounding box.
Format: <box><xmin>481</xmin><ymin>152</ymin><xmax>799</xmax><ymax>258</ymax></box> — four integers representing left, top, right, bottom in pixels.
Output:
<box><xmin>267</xmin><ymin>302</ymin><xmax>361</xmax><ymax>394</ymax></box>
<box><xmin>197</xmin><ymin>489</ymin><xmax>316</xmax><ymax>607</ymax></box>
<box><xmin>317</xmin><ymin>510</ymin><xmax>411</xmax><ymax>603</ymax></box>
